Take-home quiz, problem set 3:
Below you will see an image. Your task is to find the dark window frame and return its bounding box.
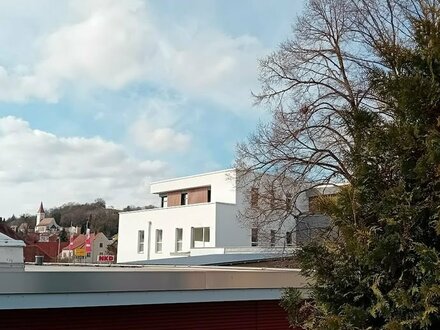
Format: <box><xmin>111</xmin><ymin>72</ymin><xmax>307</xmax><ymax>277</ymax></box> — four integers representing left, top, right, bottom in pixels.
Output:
<box><xmin>251</xmin><ymin>228</ymin><xmax>258</xmax><ymax>246</ymax></box>
<box><xmin>181</xmin><ymin>192</ymin><xmax>188</xmax><ymax>205</ymax></box>
<box><xmin>161</xmin><ymin>195</ymin><xmax>168</xmax><ymax>208</ymax></box>
<box><xmin>270</xmin><ymin>230</ymin><xmax>276</xmax><ymax>247</ymax></box>
<box><xmin>286</xmin><ymin>231</ymin><xmax>293</xmax><ymax>246</ymax></box>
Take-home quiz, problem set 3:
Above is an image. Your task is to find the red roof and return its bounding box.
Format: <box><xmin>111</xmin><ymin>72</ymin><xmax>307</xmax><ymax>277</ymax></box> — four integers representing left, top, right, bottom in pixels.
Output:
<box><xmin>24</xmin><ymin>241</ymin><xmax>69</xmax><ymax>262</ymax></box>
<box><xmin>63</xmin><ymin>233</ymin><xmax>96</xmax><ymax>250</ymax></box>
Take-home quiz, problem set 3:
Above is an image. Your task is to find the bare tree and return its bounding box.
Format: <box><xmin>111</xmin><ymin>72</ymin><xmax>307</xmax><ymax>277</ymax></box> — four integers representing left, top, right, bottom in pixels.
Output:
<box><xmin>235</xmin><ymin>0</ymin><xmax>416</xmax><ymax>242</ymax></box>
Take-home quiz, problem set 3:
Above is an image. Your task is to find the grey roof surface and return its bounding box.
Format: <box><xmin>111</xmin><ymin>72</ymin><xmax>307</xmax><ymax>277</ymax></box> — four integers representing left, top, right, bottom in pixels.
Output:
<box><xmin>2</xmin><ymin>264</ymin><xmax>306</xmax><ymax>310</ymax></box>
<box><xmin>0</xmin><ymin>232</ymin><xmax>26</xmax><ymax>247</ymax></box>
<box><xmin>125</xmin><ymin>253</ymin><xmax>287</xmax><ymax>266</ymax></box>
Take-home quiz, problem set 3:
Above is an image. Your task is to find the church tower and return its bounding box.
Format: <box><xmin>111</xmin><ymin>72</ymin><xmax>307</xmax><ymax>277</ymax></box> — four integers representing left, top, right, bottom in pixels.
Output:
<box><xmin>36</xmin><ymin>202</ymin><xmax>45</xmax><ymax>227</ymax></box>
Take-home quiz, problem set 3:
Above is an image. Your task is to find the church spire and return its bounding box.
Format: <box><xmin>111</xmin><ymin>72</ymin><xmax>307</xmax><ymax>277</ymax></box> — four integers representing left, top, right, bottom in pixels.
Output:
<box><xmin>36</xmin><ymin>202</ymin><xmax>45</xmax><ymax>227</ymax></box>
<box><xmin>37</xmin><ymin>201</ymin><xmax>45</xmax><ymax>214</ymax></box>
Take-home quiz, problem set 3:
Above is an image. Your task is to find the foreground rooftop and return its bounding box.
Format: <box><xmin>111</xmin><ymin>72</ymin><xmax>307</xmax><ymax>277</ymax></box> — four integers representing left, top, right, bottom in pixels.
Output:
<box><xmin>0</xmin><ymin>263</ymin><xmax>306</xmax><ymax>310</ymax></box>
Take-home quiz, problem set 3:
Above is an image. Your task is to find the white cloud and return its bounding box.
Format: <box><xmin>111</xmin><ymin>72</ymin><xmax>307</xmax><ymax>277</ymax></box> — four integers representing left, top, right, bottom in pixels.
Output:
<box><xmin>0</xmin><ymin>116</ymin><xmax>167</xmax><ymax>216</ymax></box>
<box><xmin>128</xmin><ymin>97</ymin><xmax>192</xmax><ymax>153</ymax></box>
<box><xmin>36</xmin><ymin>0</ymin><xmax>155</xmax><ymax>90</ymax></box>
<box><xmin>157</xmin><ymin>29</ymin><xmax>264</xmax><ymax>107</ymax></box>
<box><xmin>0</xmin><ymin>0</ymin><xmax>265</xmax><ymax>110</ymax></box>
<box><xmin>0</xmin><ymin>0</ymin><xmax>155</xmax><ymax>102</ymax></box>
<box><xmin>130</xmin><ymin>120</ymin><xmax>191</xmax><ymax>152</ymax></box>
<box><xmin>0</xmin><ymin>65</ymin><xmax>57</xmax><ymax>102</ymax></box>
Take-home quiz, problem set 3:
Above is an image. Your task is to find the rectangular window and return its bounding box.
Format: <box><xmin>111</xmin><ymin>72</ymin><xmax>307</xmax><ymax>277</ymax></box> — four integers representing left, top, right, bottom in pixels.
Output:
<box><xmin>161</xmin><ymin>196</ymin><xmax>168</xmax><ymax>208</ymax></box>
<box><xmin>192</xmin><ymin>227</ymin><xmax>210</xmax><ymax>248</ymax></box>
<box><xmin>181</xmin><ymin>192</ymin><xmax>188</xmax><ymax>205</ymax></box>
<box><xmin>155</xmin><ymin>229</ymin><xmax>163</xmax><ymax>253</ymax></box>
<box><xmin>138</xmin><ymin>230</ymin><xmax>144</xmax><ymax>253</ymax></box>
<box><xmin>285</xmin><ymin>193</ymin><xmax>292</xmax><ymax>211</ymax></box>
<box><xmin>207</xmin><ymin>189</ymin><xmax>211</xmax><ymax>203</ymax></box>
<box><xmin>251</xmin><ymin>228</ymin><xmax>258</xmax><ymax>246</ymax></box>
<box><xmin>270</xmin><ymin>191</ymin><xmax>275</xmax><ymax>209</ymax></box>
<box><xmin>286</xmin><ymin>231</ymin><xmax>293</xmax><ymax>246</ymax></box>
<box><xmin>251</xmin><ymin>187</ymin><xmax>259</xmax><ymax>207</ymax></box>
<box><xmin>175</xmin><ymin>228</ymin><xmax>183</xmax><ymax>252</ymax></box>
<box><xmin>99</xmin><ymin>243</ymin><xmax>103</xmax><ymax>248</ymax></box>
<box><xmin>270</xmin><ymin>230</ymin><xmax>276</xmax><ymax>247</ymax></box>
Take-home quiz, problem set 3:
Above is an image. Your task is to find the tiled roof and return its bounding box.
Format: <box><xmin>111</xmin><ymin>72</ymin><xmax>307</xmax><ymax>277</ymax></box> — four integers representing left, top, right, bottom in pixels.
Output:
<box><xmin>36</xmin><ymin>218</ymin><xmax>56</xmax><ymax>227</ymax></box>
<box><xmin>63</xmin><ymin>233</ymin><xmax>96</xmax><ymax>251</ymax></box>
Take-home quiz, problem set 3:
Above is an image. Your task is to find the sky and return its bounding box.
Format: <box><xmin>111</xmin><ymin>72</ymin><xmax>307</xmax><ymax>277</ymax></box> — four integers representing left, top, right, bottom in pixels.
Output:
<box><xmin>0</xmin><ymin>0</ymin><xmax>304</xmax><ymax>217</ymax></box>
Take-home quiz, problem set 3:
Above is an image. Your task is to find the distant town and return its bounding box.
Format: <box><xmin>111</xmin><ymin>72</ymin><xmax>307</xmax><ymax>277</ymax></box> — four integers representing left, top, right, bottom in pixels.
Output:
<box><xmin>0</xmin><ymin>168</ymin><xmax>334</xmax><ymax>266</ymax></box>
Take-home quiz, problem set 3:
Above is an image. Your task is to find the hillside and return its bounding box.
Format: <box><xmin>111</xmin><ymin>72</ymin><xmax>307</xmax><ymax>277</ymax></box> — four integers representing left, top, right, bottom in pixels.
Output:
<box><xmin>4</xmin><ymin>199</ymin><xmax>155</xmax><ymax>237</ymax></box>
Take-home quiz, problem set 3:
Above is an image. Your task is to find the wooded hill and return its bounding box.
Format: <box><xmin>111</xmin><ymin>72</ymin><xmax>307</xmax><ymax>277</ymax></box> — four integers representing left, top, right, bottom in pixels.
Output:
<box><xmin>3</xmin><ymin>199</ymin><xmax>154</xmax><ymax>237</ymax></box>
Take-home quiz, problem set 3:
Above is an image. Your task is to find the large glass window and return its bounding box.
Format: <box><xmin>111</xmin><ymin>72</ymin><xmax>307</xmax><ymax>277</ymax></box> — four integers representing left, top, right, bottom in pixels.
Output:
<box><xmin>176</xmin><ymin>228</ymin><xmax>183</xmax><ymax>252</ymax></box>
<box><xmin>192</xmin><ymin>227</ymin><xmax>210</xmax><ymax>247</ymax></box>
<box><xmin>138</xmin><ymin>230</ymin><xmax>144</xmax><ymax>253</ymax></box>
<box><xmin>155</xmin><ymin>229</ymin><xmax>163</xmax><ymax>253</ymax></box>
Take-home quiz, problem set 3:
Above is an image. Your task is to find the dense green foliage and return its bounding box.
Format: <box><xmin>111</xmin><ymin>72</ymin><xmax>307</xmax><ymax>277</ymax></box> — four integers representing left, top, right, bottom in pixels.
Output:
<box><xmin>285</xmin><ymin>2</ymin><xmax>440</xmax><ymax>329</ymax></box>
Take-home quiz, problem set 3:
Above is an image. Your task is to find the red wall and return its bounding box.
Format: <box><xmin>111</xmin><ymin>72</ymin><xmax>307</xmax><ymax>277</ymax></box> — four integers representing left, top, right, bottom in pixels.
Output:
<box><xmin>0</xmin><ymin>300</ymin><xmax>298</xmax><ymax>330</ymax></box>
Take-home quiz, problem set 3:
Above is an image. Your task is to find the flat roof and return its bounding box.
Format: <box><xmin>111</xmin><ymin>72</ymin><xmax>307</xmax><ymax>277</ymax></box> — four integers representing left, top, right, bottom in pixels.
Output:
<box><xmin>125</xmin><ymin>253</ymin><xmax>290</xmax><ymax>266</ymax></box>
<box><xmin>0</xmin><ymin>264</ymin><xmax>307</xmax><ymax>310</ymax></box>
<box><xmin>151</xmin><ymin>168</ymin><xmax>235</xmax><ymax>185</ymax></box>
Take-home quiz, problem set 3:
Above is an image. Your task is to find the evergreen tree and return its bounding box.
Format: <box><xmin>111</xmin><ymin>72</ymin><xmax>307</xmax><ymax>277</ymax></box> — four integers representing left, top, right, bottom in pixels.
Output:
<box><xmin>59</xmin><ymin>228</ymin><xmax>68</xmax><ymax>242</ymax></box>
<box><xmin>281</xmin><ymin>1</ymin><xmax>440</xmax><ymax>329</ymax></box>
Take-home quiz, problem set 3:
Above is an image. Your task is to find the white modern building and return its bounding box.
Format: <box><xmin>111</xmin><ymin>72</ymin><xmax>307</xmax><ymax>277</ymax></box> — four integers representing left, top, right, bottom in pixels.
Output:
<box><xmin>117</xmin><ymin>169</ymin><xmax>304</xmax><ymax>264</ymax></box>
<box><xmin>117</xmin><ymin>169</ymin><xmax>344</xmax><ymax>264</ymax></box>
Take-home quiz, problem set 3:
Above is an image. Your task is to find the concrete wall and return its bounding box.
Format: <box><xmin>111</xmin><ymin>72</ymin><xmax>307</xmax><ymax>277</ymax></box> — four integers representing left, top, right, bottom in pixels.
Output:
<box><xmin>118</xmin><ymin>203</ymin><xmax>222</xmax><ymax>263</ymax></box>
<box><xmin>234</xmin><ymin>176</ymin><xmax>298</xmax><ymax>248</ymax></box>
<box><xmin>215</xmin><ymin>203</ymin><xmax>249</xmax><ymax>248</ymax></box>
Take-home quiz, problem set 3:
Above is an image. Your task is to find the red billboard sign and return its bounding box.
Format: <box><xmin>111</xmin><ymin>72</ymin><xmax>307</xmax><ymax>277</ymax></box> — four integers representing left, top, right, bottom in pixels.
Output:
<box><xmin>98</xmin><ymin>255</ymin><xmax>115</xmax><ymax>263</ymax></box>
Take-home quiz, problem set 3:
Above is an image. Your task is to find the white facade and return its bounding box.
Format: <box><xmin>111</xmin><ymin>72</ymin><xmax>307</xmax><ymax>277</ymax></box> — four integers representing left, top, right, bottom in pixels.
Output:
<box><xmin>0</xmin><ymin>233</ymin><xmax>25</xmax><ymax>272</ymax></box>
<box><xmin>117</xmin><ymin>169</ymin><xmax>297</xmax><ymax>263</ymax></box>
<box><xmin>36</xmin><ymin>212</ymin><xmax>44</xmax><ymax>227</ymax></box>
